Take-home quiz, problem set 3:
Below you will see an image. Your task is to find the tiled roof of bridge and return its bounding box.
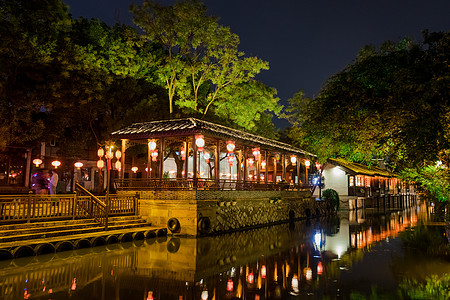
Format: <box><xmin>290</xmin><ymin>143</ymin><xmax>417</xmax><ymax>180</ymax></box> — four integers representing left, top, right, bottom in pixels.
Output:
<box><xmin>329</xmin><ymin>158</ymin><xmax>394</xmax><ymax>177</ymax></box>
<box><xmin>111</xmin><ymin>118</ymin><xmax>315</xmax><ymax>156</ymax></box>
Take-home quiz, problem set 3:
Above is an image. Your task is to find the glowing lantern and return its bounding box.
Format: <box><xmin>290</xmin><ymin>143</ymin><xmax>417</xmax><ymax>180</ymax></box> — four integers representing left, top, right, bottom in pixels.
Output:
<box><xmin>261</xmin><ymin>160</ymin><xmax>266</xmax><ymax>170</ymax></box>
<box><xmin>226</xmin><ymin>141</ymin><xmax>235</xmax><ymax>153</ymax></box>
<box><xmin>151</xmin><ymin>151</ymin><xmax>158</xmax><ymax>162</ymax></box>
<box><xmin>201</xmin><ymin>290</ymin><xmax>208</xmax><ymax>300</ymax></box>
<box><xmin>97</xmin><ymin>160</ymin><xmax>104</xmax><ymax>169</ymax></box>
<box><xmin>261</xmin><ymin>265</ymin><xmax>266</xmax><ymax>279</ymax></box>
<box><xmin>304</xmin><ymin>267</ymin><xmax>312</xmax><ymax>280</ymax></box>
<box><xmin>228</xmin><ymin>155</ymin><xmax>234</xmax><ymax>166</ymax></box>
<box><xmin>131</xmin><ymin>166</ymin><xmax>138</xmax><ymax>173</ymax></box>
<box><xmin>74</xmin><ymin>162</ymin><xmax>83</xmax><ymax>169</ymax></box>
<box><xmin>290</xmin><ymin>155</ymin><xmax>297</xmax><ymax>165</ymax></box>
<box><xmin>105</xmin><ymin>148</ymin><xmax>114</xmax><ymax>160</ymax></box>
<box><xmin>115</xmin><ymin>161</ymin><xmax>121</xmax><ymax>170</ymax></box>
<box><xmin>33</xmin><ymin>158</ymin><xmax>43</xmax><ymax>167</ymax></box>
<box><xmin>51</xmin><ymin>160</ymin><xmax>61</xmax><ymax>168</ymax></box>
<box><xmin>247</xmin><ymin>272</ymin><xmax>254</xmax><ymax>284</ymax></box>
<box><xmin>195</xmin><ymin>135</ymin><xmax>205</xmax><ymax>152</ymax></box>
<box><xmin>227</xmin><ymin>279</ymin><xmax>233</xmax><ymax>291</ymax></box>
<box><xmin>180</xmin><ymin>147</ymin><xmax>186</xmax><ymax>160</ymax></box>
<box><xmin>97</xmin><ymin>148</ymin><xmax>104</xmax><ymax>158</ymax></box>
<box><xmin>252</xmin><ymin>148</ymin><xmax>260</xmax><ymax>160</ymax></box>
<box><xmin>148</xmin><ymin>140</ymin><xmax>157</xmax><ymax>151</ymax></box>
<box><xmin>204</xmin><ymin>151</ymin><xmax>210</xmax><ymax>164</ymax></box>
<box><xmin>317</xmin><ymin>262</ymin><xmax>323</xmax><ymax>275</ymax></box>
<box><xmin>275</xmin><ymin>153</ymin><xmax>281</xmax><ymax>161</ymax></box>
<box><xmin>115</xmin><ymin>150</ymin><xmax>121</xmax><ymax>160</ymax></box>
<box><xmin>305</xmin><ymin>160</ymin><xmax>311</xmax><ymax>168</ymax></box>
<box><xmin>248</xmin><ymin>158</ymin><xmax>254</xmax><ymax>168</ymax></box>
<box><xmin>315</xmin><ymin>162</ymin><xmax>321</xmax><ymax>170</ymax></box>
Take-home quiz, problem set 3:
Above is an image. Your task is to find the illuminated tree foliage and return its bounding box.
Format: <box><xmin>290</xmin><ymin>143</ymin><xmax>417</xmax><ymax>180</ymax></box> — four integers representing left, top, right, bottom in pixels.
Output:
<box><xmin>131</xmin><ymin>0</ymin><xmax>280</xmax><ymax>130</ymax></box>
<box><xmin>1</xmin><ymin>0</ymin><xmax>280</xmax><ymax>158</ymax></box>
<box><xmin>286</xmin><ymin>31</ymin><xmax>450</xmax><ymax>201</ymax></box>
<box><xmin>286</xmin><ymin>31</ymin><xmax>450</xmax><ymax>168</ymax></box>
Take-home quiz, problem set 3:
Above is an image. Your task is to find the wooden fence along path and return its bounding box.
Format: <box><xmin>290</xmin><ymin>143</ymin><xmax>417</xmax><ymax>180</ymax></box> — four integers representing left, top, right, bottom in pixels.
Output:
<box><xmin>0</xmin><ymin>193</ymin><xmax>138</xmax><ymax>224</ymax></box>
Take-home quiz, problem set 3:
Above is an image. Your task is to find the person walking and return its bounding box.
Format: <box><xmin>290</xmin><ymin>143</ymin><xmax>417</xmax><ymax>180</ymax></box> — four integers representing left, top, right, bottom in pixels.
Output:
<box><xmin>49</xmin><ymin>169</ymin><xmax>59</xmax><ymax>195</ymax></box>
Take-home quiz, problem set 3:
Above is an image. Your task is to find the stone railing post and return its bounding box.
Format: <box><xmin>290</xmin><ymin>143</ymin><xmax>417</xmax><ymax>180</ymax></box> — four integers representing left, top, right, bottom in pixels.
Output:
<box><xmin>72</xmin><ymin>192</ymin><xmax>77</xmax><ymax>220</ymax></box>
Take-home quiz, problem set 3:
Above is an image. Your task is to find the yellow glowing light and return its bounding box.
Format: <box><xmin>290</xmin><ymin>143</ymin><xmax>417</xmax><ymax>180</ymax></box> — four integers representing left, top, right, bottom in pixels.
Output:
<box><xmin>51</xmin><ymin>160</ymin><xmax>61</xmax><ymax>168</ymax></box>
<box><xmin>148</xmin><ymin>140</ymin><xmax>157</xmax><ymax>151</ymax></box>
<box><xmin>97</xmin><ymin>160</ymin><xmax>104</xmax><ymax>169</ymax></box>
<box><xmin>131</xmin><ymin>166</ymin><xmax>138</xmax><ymax>173</ymax></box>
<box><xmin>74</xmin><ymin>162</ymin><xmax>83</xmax><ymax>169</ymax></box>
<box><xmin>97</xmin><ymin>148</ymin><xmax>104</xmax><ymax>158</ymax></box>
<box><xmin>33</xmin><ymin>158</ymin><xmax>43</xmax><ymax>167</ymax></box>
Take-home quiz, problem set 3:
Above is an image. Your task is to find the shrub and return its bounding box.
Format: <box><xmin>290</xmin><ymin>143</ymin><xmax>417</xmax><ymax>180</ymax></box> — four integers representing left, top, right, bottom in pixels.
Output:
<box><xmin>322</xmin><ymin>189</ymin><xmax>340</xmax><ymax>211</ymax></box>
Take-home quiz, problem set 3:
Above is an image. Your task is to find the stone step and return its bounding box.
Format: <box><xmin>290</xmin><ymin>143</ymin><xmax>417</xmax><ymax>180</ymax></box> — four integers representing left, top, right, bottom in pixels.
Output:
<box><xmin>0</xmin><ymin>221</ymin><xmax>152</xmax><ymax>244</ymax></box>
<box><xmin>0</xmin><ymin>218</ymin><xmax>147</xmax><ymax>238</ymax></box>
<box><xmin>0</xmin><ymin>215</ymin><xmax>143</xmax><ymax>231</ymax></box>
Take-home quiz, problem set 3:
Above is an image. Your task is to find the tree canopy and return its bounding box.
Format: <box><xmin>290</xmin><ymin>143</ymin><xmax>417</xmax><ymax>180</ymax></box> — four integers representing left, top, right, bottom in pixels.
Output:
<box><xmin>286</xmin><ymin>31</ymin><xmax>450</xmax><ymax>168</ymax></box>
<box><xmin>0</xmin><ymin>0</ymin><xmax>282</xmax><ymax>157</ymax></box>
<box><xmin>285</xmin><ymin>31</ymin><xmax>450</xmax><ymax>201</ymax></box>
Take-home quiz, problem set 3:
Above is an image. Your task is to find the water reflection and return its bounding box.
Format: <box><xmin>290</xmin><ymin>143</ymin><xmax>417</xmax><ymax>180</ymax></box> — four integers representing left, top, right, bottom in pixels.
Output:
<box><xmin>0</xmin><ymin>204</ymin><xmax>432</xmax><ymax>299</ymax></box>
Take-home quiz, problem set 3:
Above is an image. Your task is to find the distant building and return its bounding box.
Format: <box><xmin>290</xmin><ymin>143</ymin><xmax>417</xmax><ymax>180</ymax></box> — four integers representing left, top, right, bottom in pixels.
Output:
<box><xmin>322</xmin><ymin>158</ymin><xmax>414</xmax><ymax>209</ymax></box>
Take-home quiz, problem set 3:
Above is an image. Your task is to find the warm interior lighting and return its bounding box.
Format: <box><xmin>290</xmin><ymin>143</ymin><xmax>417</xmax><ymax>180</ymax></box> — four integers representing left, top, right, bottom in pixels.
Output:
<box><xmin>261</xmin><ymin>160</ymin><xmax>266</xmax><ymax>169</ymax></box>
<box><xmin>33</xmin><ymin>158</ymin><xmax>43</xmax><ymax>167</ymax></box>
<box><xmin>51</xmin><ymin>160</ymin><xmax>61</xmax><ymax>168</ymax></box>
<box><xmin>131</xmin><ymin>166</ymin><xmax>138</xmax><ymax>173</ymax></box>
<box><xmin>74</xmin><ymin>162</ymin><xmax>83</xmax><ymax>169</ymax></box>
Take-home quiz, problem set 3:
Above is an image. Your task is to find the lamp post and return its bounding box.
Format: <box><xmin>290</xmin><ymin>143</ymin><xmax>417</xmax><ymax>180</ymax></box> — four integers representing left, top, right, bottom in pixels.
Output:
<box><xmin>97</xmin><ymin>143</ymin><xmax>121</xmax><ymax>230</ymax></box>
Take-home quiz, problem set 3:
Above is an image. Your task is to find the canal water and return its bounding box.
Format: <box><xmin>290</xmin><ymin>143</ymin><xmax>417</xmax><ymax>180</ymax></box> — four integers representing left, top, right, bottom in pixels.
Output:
<box><xmin>0</xmin><ymin>202</ymin><xmax>448</xmax><ymax>299</ymax></box>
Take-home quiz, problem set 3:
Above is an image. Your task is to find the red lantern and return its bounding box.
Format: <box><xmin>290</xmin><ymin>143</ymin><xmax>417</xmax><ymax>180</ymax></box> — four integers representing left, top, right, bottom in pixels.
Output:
<box><xmin>180</xmin><ymin>147</ymin><xmax>186</xmax><ymax>160</ymax></box>
<box><xmin>227</xmin><ymin>155</ymin><xmax>234</xmax><ymax>166</ymax></box>
<box><xmin>261</xmin><ymin>265</ymin><xmax>266</xmax><ymax>279</ymax></box>
<box><xmin>317</xmin><ymin>261</ymin><xmax>323</xmax><ymax>275</ymax></box>
<box><xmin>195</xmin><ymin>135</ymin><xmax>205</xmax><ymax>152</ymax></box>
<box><xmin>151</xmin><ymin>151</ymin><xmax>158</xmax><ymax>162</ymax></box>
<box><xmin>252</xmin><ymin>148</ymin><xmax>260</xmax><ymax>160</ymax></box>
<box><xmin>247</xmin><ymin>272</ymin><xmax>254</xmax><ymax>284</ymax></box>
<box><xmin>204</xmin><ymin>151</ymin><xmax>210</xmax><ymax>164</ymax></box>
<box><xmin>226</xmin><ymin>141</ymin><xmax>235</xmax><ymax>153</ymax></box>
<box><xmin>227</xmin><ymin>279</ymin><xmax>233</xmax><ymax>292</ymax></box>
<box><xmin>248</xmin><ymin>158</ymin><xmax>254</xmax><ymax>168</ymax></box>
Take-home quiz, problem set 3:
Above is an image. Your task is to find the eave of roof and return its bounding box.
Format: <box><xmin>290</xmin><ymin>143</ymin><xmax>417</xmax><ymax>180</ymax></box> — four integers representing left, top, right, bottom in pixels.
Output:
<box><xmin>328</xmin><ymin>158</ymin><xmax>394</xmax><ymax>177</ymax></box>
<box><xmin>111</xmin><ymin>118</ymin><xmax>315</xmax><ymax>157</ymax></box>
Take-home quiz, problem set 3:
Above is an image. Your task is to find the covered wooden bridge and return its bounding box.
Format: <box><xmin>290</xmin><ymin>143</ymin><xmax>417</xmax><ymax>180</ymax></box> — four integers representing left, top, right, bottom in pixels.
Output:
<box><xmin>110</xmin><ymin>118</ymin><xmax>318</xmax><ymax>191</ymax></box>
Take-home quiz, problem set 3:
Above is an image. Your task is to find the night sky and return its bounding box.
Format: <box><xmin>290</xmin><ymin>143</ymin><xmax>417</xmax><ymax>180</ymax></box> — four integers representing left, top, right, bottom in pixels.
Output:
<box><xmin>63</xmin><ymin>0</ymin><xmax>450</xmax><ymax>127</ymax></box>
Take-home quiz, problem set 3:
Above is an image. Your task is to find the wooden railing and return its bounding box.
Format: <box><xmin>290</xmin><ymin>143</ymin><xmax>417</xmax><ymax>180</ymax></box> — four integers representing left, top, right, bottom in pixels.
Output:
<box><xmin>115</xmin><ymin>178</ymin><xmax>313</xmax><ymax>192</ymax></box>
<box><xmin>75</xmin><ymin>183</ymin><xmax>107</xmax><ymax>227</ymax></box>
<box><xmin>0</xmin><ymin>189</ymin><xmax>138</xmax><ymax>225</ymax></box>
